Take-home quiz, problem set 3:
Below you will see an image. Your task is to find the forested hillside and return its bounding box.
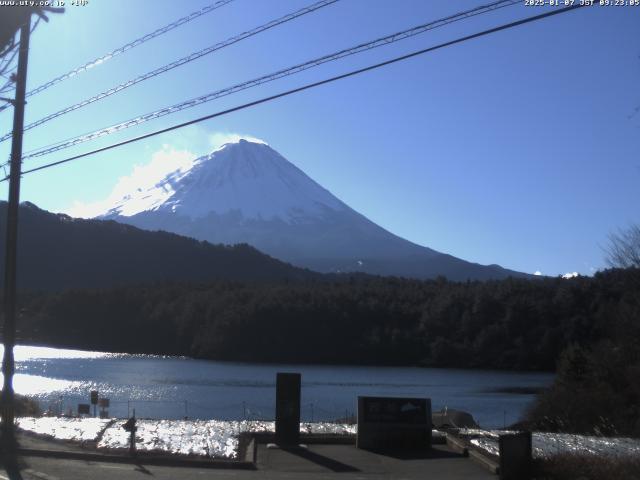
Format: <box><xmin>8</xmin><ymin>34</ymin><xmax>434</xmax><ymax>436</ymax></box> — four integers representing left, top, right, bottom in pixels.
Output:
<box><xmin>0</xmin><ymin>202</ymin><xmax>315</xmax><ymax>290</ymax></box>
<box><xmin>15</xmin><ymin>268</ymin><xmax>639</xmax><ymax>372</ymax></box>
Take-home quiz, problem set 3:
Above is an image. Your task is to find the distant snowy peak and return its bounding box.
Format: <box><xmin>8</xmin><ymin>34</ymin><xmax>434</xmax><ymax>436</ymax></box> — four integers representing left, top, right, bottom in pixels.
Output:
<box><xmin>104</xmin><ymin>139</ymin><xmax>348</xmax><ymax>222</ymax></box>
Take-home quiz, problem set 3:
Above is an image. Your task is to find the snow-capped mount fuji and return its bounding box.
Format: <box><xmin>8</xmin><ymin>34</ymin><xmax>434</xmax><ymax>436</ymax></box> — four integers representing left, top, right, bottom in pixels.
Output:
<box><xmin>104</xmin><ymin>139</ymin><xmax>347</xmax><ymax>222</ymax></box>
<box><xmin>100</xmin><ymin>139</ymin><xmax>525</xmax><ymax>280</ymax></box>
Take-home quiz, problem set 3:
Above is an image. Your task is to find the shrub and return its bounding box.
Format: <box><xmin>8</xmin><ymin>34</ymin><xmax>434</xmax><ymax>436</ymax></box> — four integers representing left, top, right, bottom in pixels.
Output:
<box><xmin>534</xmin><ymin>453</ymin><xmax>640</xmax><ymax>480</ymax></box>
<box><xmin>524</xmin><ymin>341</ymin><xmax>640</xmax><ymax>437</ymax></box>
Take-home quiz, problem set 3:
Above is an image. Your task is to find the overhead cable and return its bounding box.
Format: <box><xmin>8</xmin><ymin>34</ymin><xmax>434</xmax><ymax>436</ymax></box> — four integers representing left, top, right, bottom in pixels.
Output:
<box><xmin>2</xmin><ymin>3</ymin><xmax>587</xmax><ymax>182</ymax></box>
<box><xmin>24</xmin><ymin>0</ymin><xmax>235</xmax><ymax>98</ymax></box>
<box><xmin>20</xmin><ymin>0</ymin><xmax>520</xmax><ymax>159</ymax></box>
<box><xmin>0</xmin><ymin>0</ymin><xmax>339</xmax><ymax>142</ymax></box>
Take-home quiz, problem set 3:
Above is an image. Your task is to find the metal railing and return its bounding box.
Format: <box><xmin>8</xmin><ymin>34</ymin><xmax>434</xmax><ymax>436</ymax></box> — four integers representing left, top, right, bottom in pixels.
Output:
<box><xmin>38</xmin><ymin>396</ymin><xmax>356</xmax><ymax>424</ymax></box>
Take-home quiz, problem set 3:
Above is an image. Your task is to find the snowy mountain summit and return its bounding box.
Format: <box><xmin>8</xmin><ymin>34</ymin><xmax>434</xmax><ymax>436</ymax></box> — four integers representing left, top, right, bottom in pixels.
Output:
<box><xmin>101</xmin><ymin>139</ymin><xmax>525</xmax><ymax>280</ymax></box>
<box><xmin>104</xmin><ymin>139</ymin><xmax>346</xmax><ymax>222</ymax></box>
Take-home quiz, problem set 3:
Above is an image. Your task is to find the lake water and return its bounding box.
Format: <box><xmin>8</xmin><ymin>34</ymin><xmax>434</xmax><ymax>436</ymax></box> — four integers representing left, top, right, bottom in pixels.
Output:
<box><xmin>5</xmin><ymin>345</ymin><xmax>553</xmax><ymax>428</ymax></box>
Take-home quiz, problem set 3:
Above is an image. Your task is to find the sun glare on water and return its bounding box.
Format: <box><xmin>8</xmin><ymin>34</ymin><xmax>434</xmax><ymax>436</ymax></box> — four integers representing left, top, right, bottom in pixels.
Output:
<box><xmin>0</xmin><ymin>345</ymin><xmax>108</xmax><ymax>396</ymax></box>
<box><xmin>4</xmin><ymin>374</ymin><xmax>81</xmax><ymax>396</ymax></box>
<box><xmin>0</xmin><ymin>345</ymin><xmax>110</xmax><ymax>361</ymax></box>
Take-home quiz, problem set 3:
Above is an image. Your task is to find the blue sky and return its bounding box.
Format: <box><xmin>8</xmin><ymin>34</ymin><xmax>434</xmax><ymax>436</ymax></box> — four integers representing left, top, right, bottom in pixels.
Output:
<box><xmin>0</xmin><ymin>0</ymin><xmax>638</xmax><ymax>277</ymax></box>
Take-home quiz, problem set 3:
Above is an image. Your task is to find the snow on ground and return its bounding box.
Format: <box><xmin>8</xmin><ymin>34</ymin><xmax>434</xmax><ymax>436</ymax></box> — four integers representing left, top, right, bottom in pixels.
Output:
<box><xmin>98</xmin><ymin>420</ymin><xmax>356</xmax><ymax>458</ymax></box>
<box><xmin>20</xmin><ymin>418</ymin><xmax>638</xmax><ymax>461</ymax></box>
<box><xmin>458</xmin><ymin>428</ymin><xmax>640</xmax><ymax>458</ymax></box>
<box><xmin>99</xmin><ymin>419</ymin><xmax>275</xmax><ymax>458</ymax></box>
<box><xmin>17</xmin><ymin>417</ymin><xmax>355</xmax><ymax>459</ymax></box>
<box><xmin>17</xmin><ymin>417</ymin><xmax>112</xmax><ymax>442</ymax></box>
<box><xmin>302</xmin><ymin>422</ymin><xmax>356</xmax><ymax>435</ymax></box>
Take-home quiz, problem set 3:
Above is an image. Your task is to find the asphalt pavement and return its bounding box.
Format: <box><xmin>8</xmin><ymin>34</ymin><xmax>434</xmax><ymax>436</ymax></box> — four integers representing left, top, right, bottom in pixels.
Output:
<box><xmin>0</xmin><ymin>442</ymin><xmax>496</xmax><ymax>480</ymax></box>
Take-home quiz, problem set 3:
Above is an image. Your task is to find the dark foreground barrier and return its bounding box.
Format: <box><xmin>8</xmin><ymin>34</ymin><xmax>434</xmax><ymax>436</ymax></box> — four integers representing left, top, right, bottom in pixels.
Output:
<box><xmin>499</xmin><ymin>431</ymin><xmax>532</xmax><ymax>480</ymax></box>
<box><xmin>275</xmin><ymin>372</ymin><xmax>301</xmax><ymax>445</ymax></box>
<box><xmin>357</xmin><ymin>396</ymin><xmax>431</xmax><ymax>451</ymax></box>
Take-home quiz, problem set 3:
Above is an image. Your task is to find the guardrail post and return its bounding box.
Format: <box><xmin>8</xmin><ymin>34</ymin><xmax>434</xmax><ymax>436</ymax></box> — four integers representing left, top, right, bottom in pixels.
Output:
<box><xmin>499</xmin><ymin>431</ymin><xmax>532</xmax><ymax>480</ymax></box>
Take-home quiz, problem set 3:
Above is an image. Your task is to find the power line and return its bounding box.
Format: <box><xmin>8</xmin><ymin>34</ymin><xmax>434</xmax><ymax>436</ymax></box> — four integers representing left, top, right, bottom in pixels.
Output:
<box><xmin>1</xmin><ymin>3</ymin><xmax>587</xmax><ymax>183</ymax></box>
<box><xmin>24</xmin><ymin>0</ymin><xmax>235</xmax><ymax>99</ymax></box>
<box><xmin>0</xmin><ymin>0</ymin><xmax>339</xmax><ymax>142</ymax></box>
<box><xmin>19</xmin><ymin>0</ymin><xmax>519</xmax><ymax>160</ymax></box>
<box><xmin>0</xmin><ymin>46</ymin><xmax>19</xmax><ymax>79</ymax></box>
<box><xmin>16</xmin><ymin>0</ymin><xmax>516</xmax><ymax>155</ymax></box>
<box><xmin>0</xmin><ymin>18</ymin><xmax>41</xmax><ymax>101</ymax></box>
<box><xmin>0</xmin><ymin>16</ymin><xmax>42</xmax><ymax>101</ymax></box>
<box><xmin>0</xmin><ymin>22</ymin><xmax>23</xmax><ymax>59</ymax></box>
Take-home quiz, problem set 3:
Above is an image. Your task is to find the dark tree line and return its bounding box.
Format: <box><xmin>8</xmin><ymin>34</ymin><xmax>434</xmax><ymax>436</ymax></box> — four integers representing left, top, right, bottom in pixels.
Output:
<box><xmin>12</xmin><ymin>268</ymin><xmax>639</xmax><ymax>373</ymax></box>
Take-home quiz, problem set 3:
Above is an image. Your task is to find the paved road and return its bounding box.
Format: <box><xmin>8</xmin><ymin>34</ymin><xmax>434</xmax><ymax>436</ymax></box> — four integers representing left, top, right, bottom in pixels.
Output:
<box><xmin>0</xmin><ymin>444</ymin><xmax>495</xmax><ymax>479</ymax></box>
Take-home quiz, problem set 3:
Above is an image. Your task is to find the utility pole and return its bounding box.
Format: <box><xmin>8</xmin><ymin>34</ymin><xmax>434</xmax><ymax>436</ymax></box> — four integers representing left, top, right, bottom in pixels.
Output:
<box><xmin>1</xmin><ymin>16</ymin><xmax>31</xmax><ymax>450</ymax></box>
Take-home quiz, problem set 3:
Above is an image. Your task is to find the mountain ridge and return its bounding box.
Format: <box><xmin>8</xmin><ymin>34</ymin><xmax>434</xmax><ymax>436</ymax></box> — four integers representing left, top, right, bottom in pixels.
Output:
<box><xmin>0</xmin><ymin>201</ymin><xmax>315</xmax><ymax>291</ymax></box>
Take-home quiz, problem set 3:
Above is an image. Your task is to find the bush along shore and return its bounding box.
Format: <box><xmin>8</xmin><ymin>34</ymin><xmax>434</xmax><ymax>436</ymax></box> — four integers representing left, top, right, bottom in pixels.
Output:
<box><xmin>534</xmin><ymin>453</ymin><xmax>640</xmax><ymax>480</ymax></box>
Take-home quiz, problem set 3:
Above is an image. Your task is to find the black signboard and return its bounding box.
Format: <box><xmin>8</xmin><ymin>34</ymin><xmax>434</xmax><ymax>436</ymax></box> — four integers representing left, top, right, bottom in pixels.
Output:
<box><xmin>78</xmin><ymin>404</ymin><xmax>91</xmax><ymax>415</ymax></box>
<box><xmin>499</xmin><ymin>431</ymin><xmax>532</xmax><ymax>480</ymax></box>
<box><xmin>362</xmin><ymin>397</ymin><xmax>428</xmax><ymax>424</ymax></box>
<box><xmin>275</xmin><ymin>372</ymin><xmax>301</xmax><ymax>445</ymax></box>
<box><xmin>99</xmin><ymin>398</ymin><xmax>110</xmax><ymax>408</ymax></box>
<box><xmin>90</xmin><ymin>390</ymin><xmax>98</xmax><ymax>405</ymax></box>
<box><xmin>357</xmin><ymin>396</ymin><xmax>431</xmax><ymax>451</ymax></box>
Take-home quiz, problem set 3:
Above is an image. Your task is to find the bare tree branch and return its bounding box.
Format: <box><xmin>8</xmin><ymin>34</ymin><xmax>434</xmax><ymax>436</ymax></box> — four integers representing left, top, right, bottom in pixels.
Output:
<box><xmin>606</xmin><ymin>224</ymin><xmax>640</xmax><ymax>269</ymax></box>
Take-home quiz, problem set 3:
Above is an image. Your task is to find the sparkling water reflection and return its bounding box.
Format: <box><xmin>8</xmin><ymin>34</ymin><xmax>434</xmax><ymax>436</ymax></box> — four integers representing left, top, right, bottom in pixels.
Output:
<box><xmin>3</xmin><ymin>345</ymin><xmax>553</xmax><ymax>427</ymax></box>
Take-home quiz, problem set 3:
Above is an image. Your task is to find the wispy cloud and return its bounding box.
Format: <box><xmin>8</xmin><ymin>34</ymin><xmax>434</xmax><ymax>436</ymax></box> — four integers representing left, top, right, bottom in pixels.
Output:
<box><xmin>66</xmin><ymin>145</ymin><xmax>197</xmax><ymax>218</ymax></box>
<box><xmin>562</xmin><ymin>272</ymin><xmax>579</xmax><ymax>279</ymax></box>
<box><xmin>209</xmin><ymin>132</ymin><xmax>267</xmax><ymax>151</ymax></box>
<box><xmin>65</xmin><ymin>132</ymin><xmax>267</xmax><ymax>219</ymax></box>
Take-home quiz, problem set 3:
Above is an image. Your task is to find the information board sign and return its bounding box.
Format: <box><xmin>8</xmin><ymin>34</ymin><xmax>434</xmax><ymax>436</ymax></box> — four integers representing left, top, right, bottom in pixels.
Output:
<box><xmin>357</xmin><ymin>396</ymin><xmax>431</xmax><ymax>451</ymax></box>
